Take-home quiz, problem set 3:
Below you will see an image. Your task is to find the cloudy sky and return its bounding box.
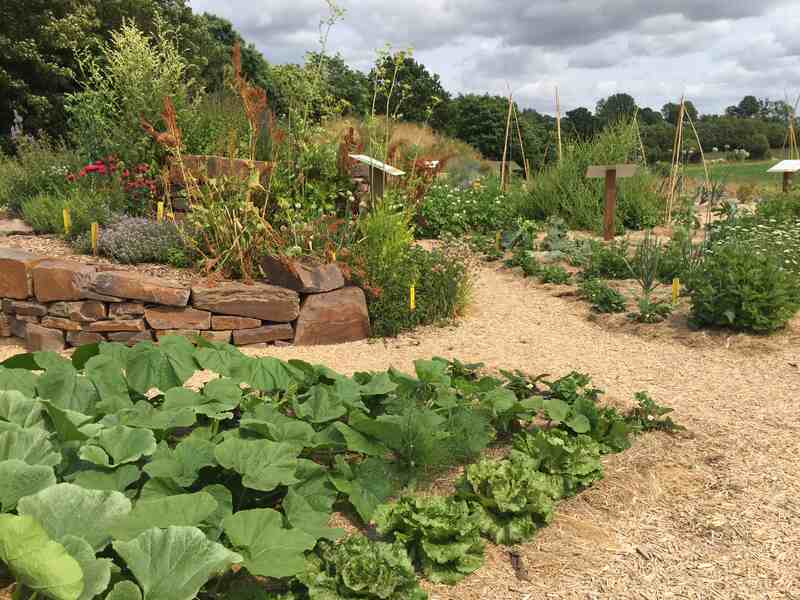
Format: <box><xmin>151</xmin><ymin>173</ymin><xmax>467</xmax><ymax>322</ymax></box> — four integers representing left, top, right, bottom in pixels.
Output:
<box><xmin>188</xmin><ymin>0</ymin><xmax>800</xmax><ymax>115</ymax></box>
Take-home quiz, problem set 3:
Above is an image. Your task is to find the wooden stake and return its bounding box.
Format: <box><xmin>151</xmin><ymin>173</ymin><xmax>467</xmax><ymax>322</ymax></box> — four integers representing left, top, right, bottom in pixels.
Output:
<box><xmin>603</xmin><ymin>169</ymin><xmax>617</xmax><ymax>241</ymax></box>
<box><xmin>512</xmin><ymin>103</ymin><xmax>531</xmax><ymax>181</ymax></box>
<box><xmin>555</xmin><ymin>86</ymin><xmax>563</xmax><ymax>163</ymax></box>
<box><xmin>783</xmin><ymin>171</ymin><xmax>792</xmax><ymax>193</ymax></box>
<box><xmin>500</xmin><ymin>92</ymin><xmax>513</xmax><ymax>191</ymax></box>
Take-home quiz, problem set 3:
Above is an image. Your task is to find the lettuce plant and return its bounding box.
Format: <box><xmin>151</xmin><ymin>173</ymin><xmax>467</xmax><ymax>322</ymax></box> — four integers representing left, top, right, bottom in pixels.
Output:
<box><xmin>455</xmin><ymin>453</ymin><xmax>562</xmax><ymax>545</ymax></box>
<box><xmin>373</xmin><ymin>495</ymin><xmax>484</xmax><ymax>584</ymax></box>
<box><xmin>298</xmin><ymin>535</ymin><xmax>428</xmax><ymax>600</ymax></box>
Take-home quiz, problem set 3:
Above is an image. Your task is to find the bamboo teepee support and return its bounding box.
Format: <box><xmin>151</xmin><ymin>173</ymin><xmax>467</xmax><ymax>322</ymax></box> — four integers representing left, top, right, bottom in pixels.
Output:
<box><xmin>665</xmin><ymin>96</ymin><xmax>686</xmax><ymax>223</ymax></box>
<box><xmin>500</xmin><ymin>91</ymin><xmax>513</xmax><ymax>191</ymax></box>
<box><xmin>512</xmin><ymin>102</ymin><xmax>531</xmax><ymax>180</ymax></box>
<box><xmin>555</xmin><ymin>86</ymin><xmax>563</xmax><ymax>163</ymax></box>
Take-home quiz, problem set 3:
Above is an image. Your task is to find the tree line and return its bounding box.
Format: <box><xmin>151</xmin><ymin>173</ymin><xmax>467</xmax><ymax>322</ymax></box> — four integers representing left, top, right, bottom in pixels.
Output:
<box><xmin>2</xmin><ymin>1</ymin><xmax>793</xmax><ymax>164</ymax></box>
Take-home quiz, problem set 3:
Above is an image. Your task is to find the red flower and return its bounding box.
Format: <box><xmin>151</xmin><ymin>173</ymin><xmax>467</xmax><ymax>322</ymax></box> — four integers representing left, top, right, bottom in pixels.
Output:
<box><xmin>65</xmin><ymin>173</ymin><xmax>76</xmax><ymax>182</ymax></box>
<box><xmin>122</xmin><ymin>169</ymin><xmax>130</xmax><ymax>178</ymax></box>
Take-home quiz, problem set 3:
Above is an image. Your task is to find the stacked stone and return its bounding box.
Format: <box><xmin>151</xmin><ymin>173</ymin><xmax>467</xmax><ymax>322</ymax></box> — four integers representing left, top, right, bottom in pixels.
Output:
<box><xmin>0</xmin><ymin>249</ymin><xmax>371</xmax><ymax>351</ymax></box>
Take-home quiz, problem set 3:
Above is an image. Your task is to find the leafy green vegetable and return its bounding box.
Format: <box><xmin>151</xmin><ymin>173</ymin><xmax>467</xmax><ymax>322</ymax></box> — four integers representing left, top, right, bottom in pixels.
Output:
<box><xmin>0</xmin><ymin>459</ymin><xmax>56</xmax><ymax>512</ymax></box>
<box><xmin>125</xmin><ymin>338</ymin><xmax>197</xmax><ymax>394</ymax></box>
<box><xmin>61</xmin><ymin>535</ymin><xmax>113</xmax><ymax>600</ymax></box>
<box><xmin>0</xmin><ymin>514</ymin><xmax>84</xmax><ymax>600</ymax></box>
<box><xmin>109</xmin><ymin>491</ymin><xmax>218</xmax><ymax>540</ymax></box>
<box><xmin>214</xmin><ymin>437</ymin><xmax>300</xmax><ymax>491</ymax></box>
<box><xmin>0</xmin><ymin>427</ymin><xmax>61</xmax><ymax>467</ymax></box>
<box><xmin>374</xmin><ymin>495</ymin><xmax>484</xmax><ymax>584</ymax></box>
<box><xmin>456</xmin><ymin>454</ymin><xmax>562</xmax><ymax>545</ymax></box>
<box><xmin>512</xmin><ymin>429</ymin><xmax>603</xmax><ymax>495</ymax></box>
<box><xmin>78</xmin><ymin>425</ymin><xmax>157</xmax><ymax>467</ymax></box>
<box><xmin>329</xmin><ymin>456</ymin><xmax>397</xmax><ymax>523</ymax></box>
<box><xmin>113</xmin><ymin>526</ymin><xmax>242</xmax><ymax>600</ymax></box>
<box><xmin>299</xmin><ymin>536</ymin><xmax>428</xmax><ymax>600</ymax></box>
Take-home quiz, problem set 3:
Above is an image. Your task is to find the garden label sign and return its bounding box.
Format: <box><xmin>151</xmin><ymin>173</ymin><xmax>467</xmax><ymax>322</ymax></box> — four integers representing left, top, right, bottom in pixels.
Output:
<box><xmin>766</xmin><ymin>160</ymin><xmax>800</xmax><ymax>193</ymax></box>
<box><xmin>586</xmin><ymin>164</ymin><xmax>638</xmax><ymax>240</ymax></box>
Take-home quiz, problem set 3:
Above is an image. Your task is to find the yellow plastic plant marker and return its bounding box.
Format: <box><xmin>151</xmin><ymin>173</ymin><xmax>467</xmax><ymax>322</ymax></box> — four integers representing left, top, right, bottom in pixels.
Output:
<box><xmin>409</xmin><ymin>285</ymin><xmax>416</xmax><ymax>311</ymax></box>
<box><xmin>331</xmin><ymin>250</ymin><xmax>337</xmax><ymax>262</ymax></box>
<box><xmin>90</xmin><ymin>223</ymin><xmax>99</xmax><ymax>255</ymax></box>
<box><xmin>157</xmin><ymin>201</ymin><xmax>165</xmax><ymax>222</ymax></box>
<box><xmin>62</xmin><ymin>208</ymin><xmax>71</xmax><ymax>234</ymax></box>
<box><xmin>672</xmin><ymin>278</ymin><xmax>680</xmax><ymax>304</ymax></box>
<box><xmin>495</xmin><ymin>231</ymin><xmax>501</xmax><ymax>249</ymax></box>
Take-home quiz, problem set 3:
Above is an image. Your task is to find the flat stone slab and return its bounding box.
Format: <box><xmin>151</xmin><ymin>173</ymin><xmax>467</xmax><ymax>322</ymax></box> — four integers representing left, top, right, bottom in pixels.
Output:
<box><xmin>145</xmin><ymin>307</ymin><xmax>211</xmax><ymax>330</ymax></box>
<box><xmin>232</xmin><ymin>324</ymin><xmax>294</xmax><ymax>346</ymax></box>
<box><xmin>0</xmin><ymin>218</ymin><xmax>34</xmax><ymax>236</ymax></box>
<box><xmin>0</xmin><ymin>248</ymin><xmax>47</xmax><ymax>299</ymax></box>
<box><xmin>294</xmin><ymin>287</ymin><xmax>370</xmax><ymax>346</ymax></box>
<box><xmin>32</xmin><ymin>260</ymin><xmax>96</xmax><ymax>303</ymax></box>
<box><xmin>261</xmin><ymin>255</ymin><xmax>345</xmax><ymax>293</ymax></box>
<box><xmin>90</xmin><ymin>271</ymin><xmax>189</xmax><ymax>307</ymax></box>
<box><xmin>191</xmin><ymin>282</ymin><xmax>299</xmax><ymax>322</ymax></box>
<box><xmin>26</xmin><ymin>323</ymin><xmax>65</xmax><ymax>352</ymax></box>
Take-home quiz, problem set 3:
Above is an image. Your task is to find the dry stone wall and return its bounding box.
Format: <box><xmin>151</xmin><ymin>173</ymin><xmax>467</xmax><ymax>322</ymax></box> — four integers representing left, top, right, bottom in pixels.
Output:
<box><xmin>0</xmin><ymin>249</ymin><xmax>370</xmax><ymax>352</ymax></box>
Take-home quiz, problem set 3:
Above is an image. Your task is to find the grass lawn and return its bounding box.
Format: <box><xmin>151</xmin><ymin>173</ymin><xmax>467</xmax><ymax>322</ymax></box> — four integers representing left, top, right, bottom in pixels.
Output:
<box><xmin>683</xmin><ymin>159</ymin><xmax>782</xmax><ymax>188</ymax></box>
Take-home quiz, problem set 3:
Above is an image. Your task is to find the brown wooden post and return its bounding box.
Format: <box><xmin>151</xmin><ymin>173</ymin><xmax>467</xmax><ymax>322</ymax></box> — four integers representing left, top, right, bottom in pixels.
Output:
<box><xmin>603</xmin><ymin>168</ymin><xmax>617</xmax><ymax>241</ymax></box>
<box><xmin>783</xmin><ymin>171</ymin><xmax>791</xmax><ymax>193</ymax></box>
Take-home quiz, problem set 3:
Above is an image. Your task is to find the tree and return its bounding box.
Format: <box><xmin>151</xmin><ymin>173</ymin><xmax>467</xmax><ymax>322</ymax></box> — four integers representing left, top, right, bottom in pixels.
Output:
<box><xmin>307</xmin><ymin>52</ymin><xmax>370</xmax><ymax>116</ymax></box>
<box><xmin>638</xmin><ymin>107</ymin><xmax>664</xmax><ymax>126</ymax></box>
<box><xmin>370</xmin><ymin>54</ymin><xmax>451</xmax><ymax>129</ymax></box>
<box><xmin>595</xmin><ymin>93</ymin><xmax>637</xmax><ymax>125</ymax></box>
<box><xmin>447</xmin><ymin>94</ymin><xmax>547</xmax><ymax>165</ymax></box>
<box><xmin>563</xmin><ymin>107</ymin><xmax>597</xmax><ymax>138</ymax></box>
<box><xmin>737</xmin><ymin>95</ymin><xmax>761</xmax><ymax>118</ymax></box>
<box><xmin>661</xmin><ymin>101</ymin><xmax>698</xmax><ymax>125</ymax></box>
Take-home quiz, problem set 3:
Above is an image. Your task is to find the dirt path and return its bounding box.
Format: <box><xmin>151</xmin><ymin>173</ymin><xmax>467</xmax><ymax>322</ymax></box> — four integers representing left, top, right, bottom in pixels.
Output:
<box><xmin>2</xmin><ymin>264</ymin><xmax>798</xmax><ymax>599</ymax></box>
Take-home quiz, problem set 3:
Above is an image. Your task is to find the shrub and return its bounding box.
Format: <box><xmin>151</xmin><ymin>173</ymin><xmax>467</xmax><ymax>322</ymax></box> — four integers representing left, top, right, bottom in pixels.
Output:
<box><xmin>578</xmin><ymin>279</ymin><xmax>626</xmax><ymax>313</ymax></box>
<box><xmin>96</xmin><ymin>217</ymin><xmax>190</xmax><ymax>265</ymax></box>
<box><xmin>578</xmin><ymin>239</ymin><xmax>631</xmax><ymax>279</ymax></box>
<box><xmin>538</xmin><ymin>264</ymin><xmax>570</xmax><ymax>284</ymax></box>
<box><xmin>0</xmin><ymin>137</ymin><xmax>82</xmax><ymax>215</ymax></box>
<box><xmin>416</xmin><ymin>178</ymin><xmax>517</xmax><ymax>238</ymax></box>
<box><xmin>350</xmin><ymin>205</ymin><xmax>471</xmax><ymax>337</ymax></box>
<box><xmin>21</xmin><ymin>187</ymin><xmax>119</xmax><ymax>240</ymax></box>
<box><xmin>686</xmin><ymin>242</ymin><xmax>800</xmax><ymax>332</ymax></box>
<box><xmin>65</xmin><ymin>20</ymin><xmax>199</xmax><ymax>165</ymax></box>
<box><xmin>517</xmin><ymin>120</ymin><xmax>662</xmax><ymax>231</ymax></box>
<box><xmin>736</xmin><ymin>183</ymin><xmax>760</xmax><ymax>204</ymax></box>
<box><xmin>756</xmin><ymin>192</ymin><xmax>800</xmax><ymax>222</ymax></box>
<box><xmin>631</xmin><ymin>296</ymin><xmax>673</xmax><ymax>324</ymax></box>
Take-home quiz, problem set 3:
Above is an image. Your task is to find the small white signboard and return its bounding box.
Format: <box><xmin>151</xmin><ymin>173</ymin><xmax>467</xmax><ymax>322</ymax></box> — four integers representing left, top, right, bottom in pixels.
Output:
<box><xmin>585</xmin><ymin>164</ymin><xmax>638</xmax><ymax>178</ymax></box>
<box><xmin>767</xmin><ymin>160</ymin><xmax>800</xmax><ymax>173</ymax></box>
<box><xmin>348</xmin><ymin>154</ymin><xmax>405</xmax><ymax>177</ymax></box>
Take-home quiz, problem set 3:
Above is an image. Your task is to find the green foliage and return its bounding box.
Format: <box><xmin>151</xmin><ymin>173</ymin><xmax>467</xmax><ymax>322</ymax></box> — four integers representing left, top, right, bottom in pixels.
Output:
<box><xmin>93</xmin><ymin>217</ymin><xmax>190</xmax><ymax>266</ymax></box>
<box><xmin>350</xmin><ymin>207</ymin><xmax>471</xmax><ymax>337</ymax></box>
<box><xmin>66</xmin><ymin>20</ymin><xmax>199</xmax><ymax>166</ymax></box>
<box><xmin>576</xmin><ymin>239</ymin><xmax>632</xmax><ymax>280</ymax></box>
<box><xmin>511</xmin><ymin>429</ymin><xmax>603</xmax><ymax>496</ymax></box>
<box><xmin>455</xmin><ymin>453</ymin><xmax>562</xmax><ymax>545</ymax></box>
<box><xmin>416</xmin><ymin>179</ymin><xmax>517</xmax><ymax>237</ymax></box>
<box><xmin>627</xmin><ymin>392</ymin><xmax>684</xmax><ymax>433</ymax></box>
<box><xmin>519</xmin><ymin>120</ymin><xmax>662</xmax><ymax>231</ymax></box>
<box><xmin>631</xmin><ymin>297</ymin><xmax>673</xmax><ymax>324</ymax></box>
<box><xmin>299</xmin><ymin>536</ymin><xmax>428</xmax><ymax>600</ymax></box>
<box><xmin>373</xmin><ymin>496</ymin><xmax>484</xmax><ymax>584</ymax></box>
<box><xmin>578</xmin><ymin>279</ymin><xmax>626</xmax><ymax>313</ymax></box>
<box><xmin>21</xmin><ymin>186</ymin><xmax>122</xmax><ymax>241</ymax></box>
<box><xmin>686</xmin><ymin>241</ymin><xmax>799</xmax><ymax>332</ymax></box>
<box><xmin>538</xmin><ymin>264</ymin><xmax>571</xmax><ymax>285</ymax></box>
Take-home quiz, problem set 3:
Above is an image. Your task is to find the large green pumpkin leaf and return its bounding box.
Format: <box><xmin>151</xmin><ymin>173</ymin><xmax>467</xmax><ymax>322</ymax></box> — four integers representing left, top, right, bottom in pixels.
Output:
<box><xmin>161</xmin><ymin>387</ymin><xmax>237</xmax><ymax>421</ymax></box>
<box><xmin>194</xmin><ymin>342</ymin><xmax>244</xmax><ymax>377</ymax></box>
<box><xmin>42</xmin><ymin>402</ymin><xmax>100</xmax><ymax>443</ymax></box>
<box><xmin>222</xmin><ymin>508</ymin><xmax>317</xmax><ymax>578</ymax></box>
<box><xmin>98</xmin><ymin>341</ymin><xmax>132</xmax><ymax>367</ymax></box>
<box><xmin>239</xmin><ymin>405</ymin><xmax>315</xmax><ymax>448</ymax></box>
<box><xmin>315</xmin><ymin>422</ymin><xmax>388</xmax><ymax>456</ymax></box>
<box><xmin>105</xmin><ymin>581</ymin><xmax>143</xmax><ymax>600</ymax></box>
<box><xmin>0</xmin><ymin>514</ymin><xmax>84</xmax><ymax>600</ymax></box>
<box><xmin>0</xmin><ymin>390</ymin><xmax>44</xmax><ymax>429</ymax></box>
<box><xmin>229</xmin><ymin>357</ymin><xmax>296</xmax><ymax>392</ymax></box>
<box><xmin>329</xmin><ymin>457</ymin><xmax>397</xmax><ymax>523</ymax></box>
<box><xmin>78</xmin><ymin>426</ymin><xmax>157</xmax><ymax>468</ymax></box>
<box><xmin>61</xmin><ymin>535</ymin><xmax>113</xmax><ymax>600</ymax></box>
<box><xmin>85</xmin><ymin>354</ymin><xmax>133</xmax><ymax>414</ymax></box>
<box><xmin>113</xmin><ymin>526</ymin><xmax>242</xmax><ymax>600</ymax></box>
<box><xmin>113</xmin><ymin>401</ymin><xmax>197</xmax><ymax>433</ymax></box>
<box><xmin>17</xmin><ymin>483</ymin><xmax>132</xmax><ymax>551</ymax></box>
<box><xmin>0</xmin><ymin>366</ymin><xmax>38</xmax><ymax>397</ymax></box>
<box><xmin>214</xmin><ymin>438</ymin><xmax>300</xmax><ymax>492</ymax></box>
<box><xmin>200</xmin><ymin>484</ymin><xmax>233</xmax><ymax>541</ymax></box>
<box><xmin>69</xmin><ymin>465</ymin><xmax>141</xmax><ymax>493</ymax></box>
<box><xmin>34</xmin><ymin>351</ymin><xmax>72</xmax><ymax>371</ymax></box>
<box><xmin>109</xmin><ymin>492</ymin><xmax>218</xmax><ymax>541</ymax></box>
<box><xmin>292</xmin><ymin>386</ymin><xmax>346</xmax><ymax>424</ymax></box>
<box><xmin>0</xmin><ymin>459</ymin><xmax>56</xmax><ymax>512</ymax></box>
<box><xmin>0</xmin><ymin>427</ymin><xmax>60</xmax><ymax>467</ymax></box>
<box><xmin>283</xmin><ymin>488</ymin><xmax>343</xmax><ymax>541</ymax></box>
<box><xmin>35</xmin><ymin>364</ymin><xmax>98</xmax><ymax>414</ymax></box>
<box><xmin>70</xmin><ymin>342</ymin><xmax>101</xmax><ymax>371</ymax></box>
<box><xmin>126</xmin><ymin>339</ymin><xmax>196</xmax><ymax>394</ymax></box>
<box><xmin>291</xmin><ymin>459</ymin><xmax>338</xmax><ymax>514</ymax></box>
<box><xmin>143</xmin><ymin>436</ymin><xmax>217</xmax><ymax>487</ymax></box>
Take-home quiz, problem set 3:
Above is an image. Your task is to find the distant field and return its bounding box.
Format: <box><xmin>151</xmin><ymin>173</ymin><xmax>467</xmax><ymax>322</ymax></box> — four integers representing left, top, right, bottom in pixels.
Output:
<box><xmin>682</xmin><ymin>159</ymin><xmax>780</xmax><ymax>188</ymax></box>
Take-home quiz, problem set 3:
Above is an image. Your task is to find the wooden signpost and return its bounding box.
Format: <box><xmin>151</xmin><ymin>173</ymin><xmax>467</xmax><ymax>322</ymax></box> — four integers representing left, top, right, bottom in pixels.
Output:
<box><xmin>348</xmin><ymin>154</ymin><xmax>405</xmax><ymax>204</ymax></box>
<box><xmin>767</xmin><ymin>160</ymin><xmax>800</xmax><ymax>193</ymax></box>
<box><xmin>585</xmin><ymin>164</ymin><xmax>638</xmax><ymax>240</ymax></box>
